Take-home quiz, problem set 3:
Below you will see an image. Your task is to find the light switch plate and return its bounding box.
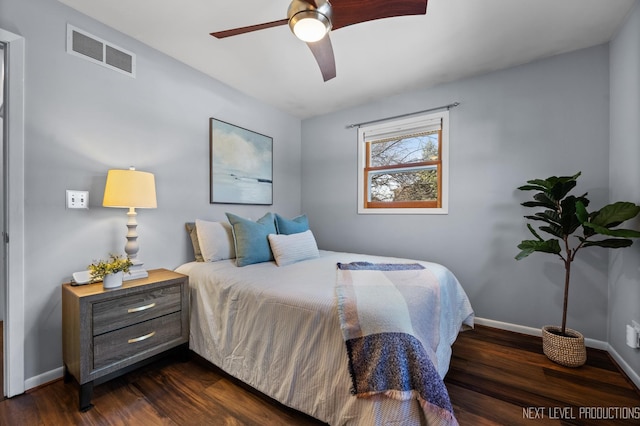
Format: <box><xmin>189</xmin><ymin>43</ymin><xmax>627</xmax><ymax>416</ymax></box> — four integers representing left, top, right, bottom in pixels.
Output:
<box><xmin>66</xmin><ymin>190</ymin><xmax>89</xmax><ymax>209</ymax></box>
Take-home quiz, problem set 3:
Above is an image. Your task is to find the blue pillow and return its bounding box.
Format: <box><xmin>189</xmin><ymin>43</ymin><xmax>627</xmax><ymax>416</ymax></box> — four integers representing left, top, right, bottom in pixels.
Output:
<box><xmin>226</xmin><ymin>212</ymin><xmax>277</xmax><ymax>267</ymax></box>
<box><xmin>275</xmin><ymin>213</ymin><xmax>309</xmax><ymax>235</ymax></box>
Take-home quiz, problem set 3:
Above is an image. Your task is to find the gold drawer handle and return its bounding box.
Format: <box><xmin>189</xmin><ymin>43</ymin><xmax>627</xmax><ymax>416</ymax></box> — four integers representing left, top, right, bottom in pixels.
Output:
<box><xmin>128</xmin><ymin>331</ymin><xmax>156</xmax><ymax>344</ymax></box>
<box><xmin>127</xmin><ymin>302</ymin><xmax>156</xmax><ymax>313</ymax></box>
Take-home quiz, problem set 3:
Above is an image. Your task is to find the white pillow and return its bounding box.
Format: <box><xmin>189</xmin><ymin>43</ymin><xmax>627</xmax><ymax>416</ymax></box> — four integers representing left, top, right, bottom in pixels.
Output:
<box><xmin>195</xmin><ymin>219</ymin><xmax>236</xmax><ymax>262</ymax></box>
<box><xmin>268</xmin><ymin>230</ymin><xmax>320</xmax><ymax>267</ymax></box>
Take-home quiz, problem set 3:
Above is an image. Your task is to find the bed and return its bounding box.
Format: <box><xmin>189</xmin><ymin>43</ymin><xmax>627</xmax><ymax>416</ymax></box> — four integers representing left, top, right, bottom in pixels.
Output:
<box><xmin>177</xmin><ymin>215</ymin><xmax>473</xmax><ymax>425</ymax></box>
<box><xmin>178</xmin><ymin>246</ymin><xmax>474</xmax><ymax>423</ymax></box>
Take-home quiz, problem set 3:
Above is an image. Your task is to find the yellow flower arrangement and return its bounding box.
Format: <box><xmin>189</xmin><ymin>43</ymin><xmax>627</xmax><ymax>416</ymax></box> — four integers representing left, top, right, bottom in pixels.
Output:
<box><xmin>88</xmin><ymin>254</ymin><xmax>133</xmax><ymax>282</ymax></box>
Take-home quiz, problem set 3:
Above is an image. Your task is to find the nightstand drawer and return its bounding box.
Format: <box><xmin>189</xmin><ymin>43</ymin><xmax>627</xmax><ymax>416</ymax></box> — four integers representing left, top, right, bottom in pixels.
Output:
<box><xmin>93</xmin><ymin>311</ymin><xmax>183</xmax><ymax>369</ymax></box>
<box><xmin>93</xmin><ymin>284</ymin><xmax>182</xmax><ymax>335</ymax></box>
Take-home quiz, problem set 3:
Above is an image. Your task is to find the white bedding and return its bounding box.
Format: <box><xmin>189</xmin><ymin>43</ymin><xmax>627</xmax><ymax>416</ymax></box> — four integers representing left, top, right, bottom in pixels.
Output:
<box><xmin>176</xmin><ymin>250</ymin><xmax>474</xmax><ymax>425</ymax></box>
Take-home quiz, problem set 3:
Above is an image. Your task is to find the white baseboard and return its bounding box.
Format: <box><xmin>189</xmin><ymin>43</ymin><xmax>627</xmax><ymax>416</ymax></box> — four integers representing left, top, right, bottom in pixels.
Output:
<box><xmin>474</xmin><ymin>317</ymin><xmax>542</xmax><ymax>337</ymax></box>
<box><xmin>607</xmin><ymin>345</ymin><xmax>640</xmax><ymax>390</ymax></box>
<box><xmin>24</xmin><ymin>366</ymin><xmax>65</xmax><ymax>391</ymax></box>
<box><xmin>473</xmin><ymin>317</ymin><xmax>609</xmax><ymax>350</ymax></box>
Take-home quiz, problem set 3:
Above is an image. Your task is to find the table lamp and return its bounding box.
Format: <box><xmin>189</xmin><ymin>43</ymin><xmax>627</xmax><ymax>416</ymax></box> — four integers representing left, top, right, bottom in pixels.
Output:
<box><xmin>102</xmin><ymin>167</ymin><xmax>157</xmax><ymax>280</ymax></box>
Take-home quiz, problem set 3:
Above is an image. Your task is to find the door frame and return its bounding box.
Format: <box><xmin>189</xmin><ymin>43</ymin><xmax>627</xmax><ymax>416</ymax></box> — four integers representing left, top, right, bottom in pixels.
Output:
<box><xmin>1</xmin><ymin>28</ymin><xmax>25</xmax><ymax>398</ymax></box>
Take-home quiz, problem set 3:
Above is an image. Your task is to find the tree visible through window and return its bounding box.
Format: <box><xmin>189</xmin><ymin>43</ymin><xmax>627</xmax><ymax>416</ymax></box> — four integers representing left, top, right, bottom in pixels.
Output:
<box><xmin>357</xmin><ymin>111</ymin><xmax>448</xmax><ymax>214</ymax></box>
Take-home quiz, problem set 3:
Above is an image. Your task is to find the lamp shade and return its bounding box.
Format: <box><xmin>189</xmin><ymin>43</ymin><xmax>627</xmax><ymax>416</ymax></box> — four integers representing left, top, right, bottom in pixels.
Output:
<box><xmin>103</xmin><ymin>169</ymin><xmax>157</xmax><ymax>208</ymax></box>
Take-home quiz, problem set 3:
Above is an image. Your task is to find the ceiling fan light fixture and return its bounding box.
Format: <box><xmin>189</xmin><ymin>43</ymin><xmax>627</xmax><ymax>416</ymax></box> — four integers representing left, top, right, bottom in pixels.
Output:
<box><xmin>290</xmin><ymin>12</ymin><xmax>330</xmax><ymax>42</ymax></box>
<box><xmin>287</xmin><ymin>0</ymin><xmax>333</xmax><ymax>43</ymax></box>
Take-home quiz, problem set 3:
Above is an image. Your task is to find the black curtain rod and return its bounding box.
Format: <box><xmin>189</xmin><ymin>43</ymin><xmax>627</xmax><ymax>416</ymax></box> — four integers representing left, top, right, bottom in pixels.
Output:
<box><xmin>345</xmin><ymin>102</ymin><xmax>460</xmax><ymax>129</ymax></box>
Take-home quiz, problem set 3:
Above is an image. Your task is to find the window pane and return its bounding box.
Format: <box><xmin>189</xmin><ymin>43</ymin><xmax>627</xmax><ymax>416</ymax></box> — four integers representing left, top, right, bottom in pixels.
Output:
<box><xmin>370</xmin><ymin>167</ymin><xmax>438</xmax><ymax>202</ymax></box>
<box><xmin>357</xmin><ymin>110</ymin><xmax>448</xmax><ymax>214</ymax></box>
<box><xmin>369</xmin><ymin>132</ymin><xmax>439</xmax><ymax>167</ymax></box>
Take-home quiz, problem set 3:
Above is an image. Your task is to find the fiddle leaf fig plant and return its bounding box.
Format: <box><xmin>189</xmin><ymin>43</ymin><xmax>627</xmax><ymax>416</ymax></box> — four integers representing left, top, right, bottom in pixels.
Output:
<box><xmin>516</xmin><ymin>172</ymin><xmax>640</xmax><ymax>336</ymax></box>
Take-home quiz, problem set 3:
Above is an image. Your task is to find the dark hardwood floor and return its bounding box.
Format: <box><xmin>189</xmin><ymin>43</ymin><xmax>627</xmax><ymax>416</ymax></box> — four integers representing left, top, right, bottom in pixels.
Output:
<box><xmin>446</xmin><ymin>326</ymin><xmax>640</xmax><ymax>425</ymax></box>
<box><xmin>0</xmin><ymin>325</ymin><xmax>638</xmax><ymax>425</ymax></box>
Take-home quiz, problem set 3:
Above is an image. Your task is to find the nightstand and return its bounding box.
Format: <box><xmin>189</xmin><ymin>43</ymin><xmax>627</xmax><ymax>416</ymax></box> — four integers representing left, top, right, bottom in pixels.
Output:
<box><xmin>62</xmin><ymin>268</ymin><xmax>189</xmax><ymax>411</ymax></box>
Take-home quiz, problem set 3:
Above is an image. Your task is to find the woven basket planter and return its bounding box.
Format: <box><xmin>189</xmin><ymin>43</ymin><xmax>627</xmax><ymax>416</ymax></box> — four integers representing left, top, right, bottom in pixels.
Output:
<box><xmin>542</xmin><ymin>326</ymin><xmax>586</xmax><ymax>367</ymax></box>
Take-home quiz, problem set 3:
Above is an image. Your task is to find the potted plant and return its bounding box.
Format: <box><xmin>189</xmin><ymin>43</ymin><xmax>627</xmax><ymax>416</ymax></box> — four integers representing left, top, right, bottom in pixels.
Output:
<box><xmin>515</xmin><ymin>172</ymin><xmax>640</xmax><ymax>367</ymax></box>
<box><xmin>88</xmin><ymin>253</ymin><xmax>133</xmax><ymax>289</ymax></box>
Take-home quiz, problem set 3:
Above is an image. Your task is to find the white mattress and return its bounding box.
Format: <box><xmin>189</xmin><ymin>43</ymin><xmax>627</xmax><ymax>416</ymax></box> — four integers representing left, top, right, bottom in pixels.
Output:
<box><xmin>176</xmin><ymin>250</ymin><xmax>474</xmax><ymax>425</ymax></box>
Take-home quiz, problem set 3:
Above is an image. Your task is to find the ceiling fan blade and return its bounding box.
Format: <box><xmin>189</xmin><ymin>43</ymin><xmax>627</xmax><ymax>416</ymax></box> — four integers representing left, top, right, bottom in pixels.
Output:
<box><xmin>211</xmin><ymin>18</ymin><xmax>289</xmax><ymax>39</ymax></box>
<box><xmin>306</xmin><ymin>35</ymin><xmax>336</xmax><ymax>81</ymax></box>
<box><xmin>331</xmin><ymin>0</ymin><xmax>428</xmax><ymax>31</ymax></box>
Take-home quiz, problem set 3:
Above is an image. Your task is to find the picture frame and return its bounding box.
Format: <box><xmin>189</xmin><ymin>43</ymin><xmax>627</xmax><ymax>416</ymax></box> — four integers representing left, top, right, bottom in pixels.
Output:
<box><xmin>209</xmin><ymin>118</ymin><xmax>273</xmax><ymax>205</ymax></box>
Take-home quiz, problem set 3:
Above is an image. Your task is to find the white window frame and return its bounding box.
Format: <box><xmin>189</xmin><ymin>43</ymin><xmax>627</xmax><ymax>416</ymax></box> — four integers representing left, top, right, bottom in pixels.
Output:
<box><xmin>357</xmin><ymin>110</ymin><xmax>449</xmax><ymax>215</ymax></box>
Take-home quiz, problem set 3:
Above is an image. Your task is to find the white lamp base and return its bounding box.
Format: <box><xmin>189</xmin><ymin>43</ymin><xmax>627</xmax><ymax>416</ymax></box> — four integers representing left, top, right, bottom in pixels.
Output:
<box><xmin>123</xmin><ymin>260</ymin><xmax>149</xmax><ymax>281</ymax></box>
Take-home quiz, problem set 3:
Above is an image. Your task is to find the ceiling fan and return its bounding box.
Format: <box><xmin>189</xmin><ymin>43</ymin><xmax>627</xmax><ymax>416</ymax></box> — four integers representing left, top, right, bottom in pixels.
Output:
<box><xmin>210</xmin><ymin>0</ymin><xmax>428</xmax><ymax>82</ymax></box>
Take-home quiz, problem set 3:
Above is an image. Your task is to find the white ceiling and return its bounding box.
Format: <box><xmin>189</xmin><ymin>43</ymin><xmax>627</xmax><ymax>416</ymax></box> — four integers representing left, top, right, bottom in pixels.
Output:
<box><xmin>58</xmin><ymin>0</ymin><xmax>636</xmax><ymax>119</ymax></box>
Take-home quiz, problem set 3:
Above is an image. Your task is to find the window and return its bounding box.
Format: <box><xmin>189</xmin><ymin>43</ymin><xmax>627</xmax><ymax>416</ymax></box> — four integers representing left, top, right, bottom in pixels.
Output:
<box><xmin>357</xmin><ymin>111</ymin><xmax>449</xmax><ymax>214</ymax></box>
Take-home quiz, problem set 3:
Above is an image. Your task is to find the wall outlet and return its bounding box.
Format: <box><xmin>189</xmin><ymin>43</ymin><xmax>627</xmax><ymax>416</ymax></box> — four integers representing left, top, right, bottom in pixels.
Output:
<box><xmin>66</xmin><ymin>190</ymin><xmax>89</xmax><ymax>209</ymax></box>
<box><xmin>627</xmin><ymin>321</ymin><xmax>640</xmax><ymax>349</ymax></box>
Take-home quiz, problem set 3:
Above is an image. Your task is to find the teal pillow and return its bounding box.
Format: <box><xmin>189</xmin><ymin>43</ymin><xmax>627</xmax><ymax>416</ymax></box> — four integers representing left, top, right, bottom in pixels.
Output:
<box><xmin>226</xmin><ymin>212</ymin><xmax>277</xmax><ymax>267</ymax></box>
<box><xmin>275</xmin><ymin>213</ymin><xmax>309</xmax><ymax>235</ymax></box>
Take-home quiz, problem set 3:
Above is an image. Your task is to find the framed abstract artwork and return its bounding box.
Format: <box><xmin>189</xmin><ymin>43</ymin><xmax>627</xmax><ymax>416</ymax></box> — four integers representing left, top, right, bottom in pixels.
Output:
<box><xmin>209</xmin><ymin>118</ymin><xmax>273</xmax><ymax>205</ymax></box>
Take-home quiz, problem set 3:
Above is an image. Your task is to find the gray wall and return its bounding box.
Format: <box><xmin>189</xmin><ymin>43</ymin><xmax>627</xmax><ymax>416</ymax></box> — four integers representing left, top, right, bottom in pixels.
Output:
<box><xmin>3</xmin><ymin>0</ymin><xmax>638</xmax><ymax>388</ymax></box>
<box><xmin>302</xmin><ymin>46</ymin><xmax>611</xmax><ymax>340</ymax></box>
<box><xmin>609</xmin><ymin>1</ymin><xmax>640</xmax><ymax>374</ymax></box>
<box><xmin>1</xmin><ymin>0</ymin><xmax>302</xmax><ymax>381</ymax></box>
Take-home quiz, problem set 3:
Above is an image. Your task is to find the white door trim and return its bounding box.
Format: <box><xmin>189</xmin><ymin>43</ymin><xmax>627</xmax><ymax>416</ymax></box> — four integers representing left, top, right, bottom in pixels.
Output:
<box><xmin>1</xmin><ymin>28</ymin><xmax>25</xmax><ymax>398</ymax></box>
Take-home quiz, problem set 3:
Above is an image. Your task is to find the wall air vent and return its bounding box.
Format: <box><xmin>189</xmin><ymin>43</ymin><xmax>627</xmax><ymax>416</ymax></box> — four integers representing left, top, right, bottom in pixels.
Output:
<box><xmin>66</xmin><ymin>24</ymin><xmax>136</xmax><ymax>77</ymax></box>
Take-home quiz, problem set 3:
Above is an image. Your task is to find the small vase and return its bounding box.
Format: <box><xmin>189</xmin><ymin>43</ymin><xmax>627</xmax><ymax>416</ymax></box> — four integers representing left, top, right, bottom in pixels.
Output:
<box><xmin>103</xmin><ymin>271</ymin><xmax>124</xmax><ymax>289</ymax></box>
